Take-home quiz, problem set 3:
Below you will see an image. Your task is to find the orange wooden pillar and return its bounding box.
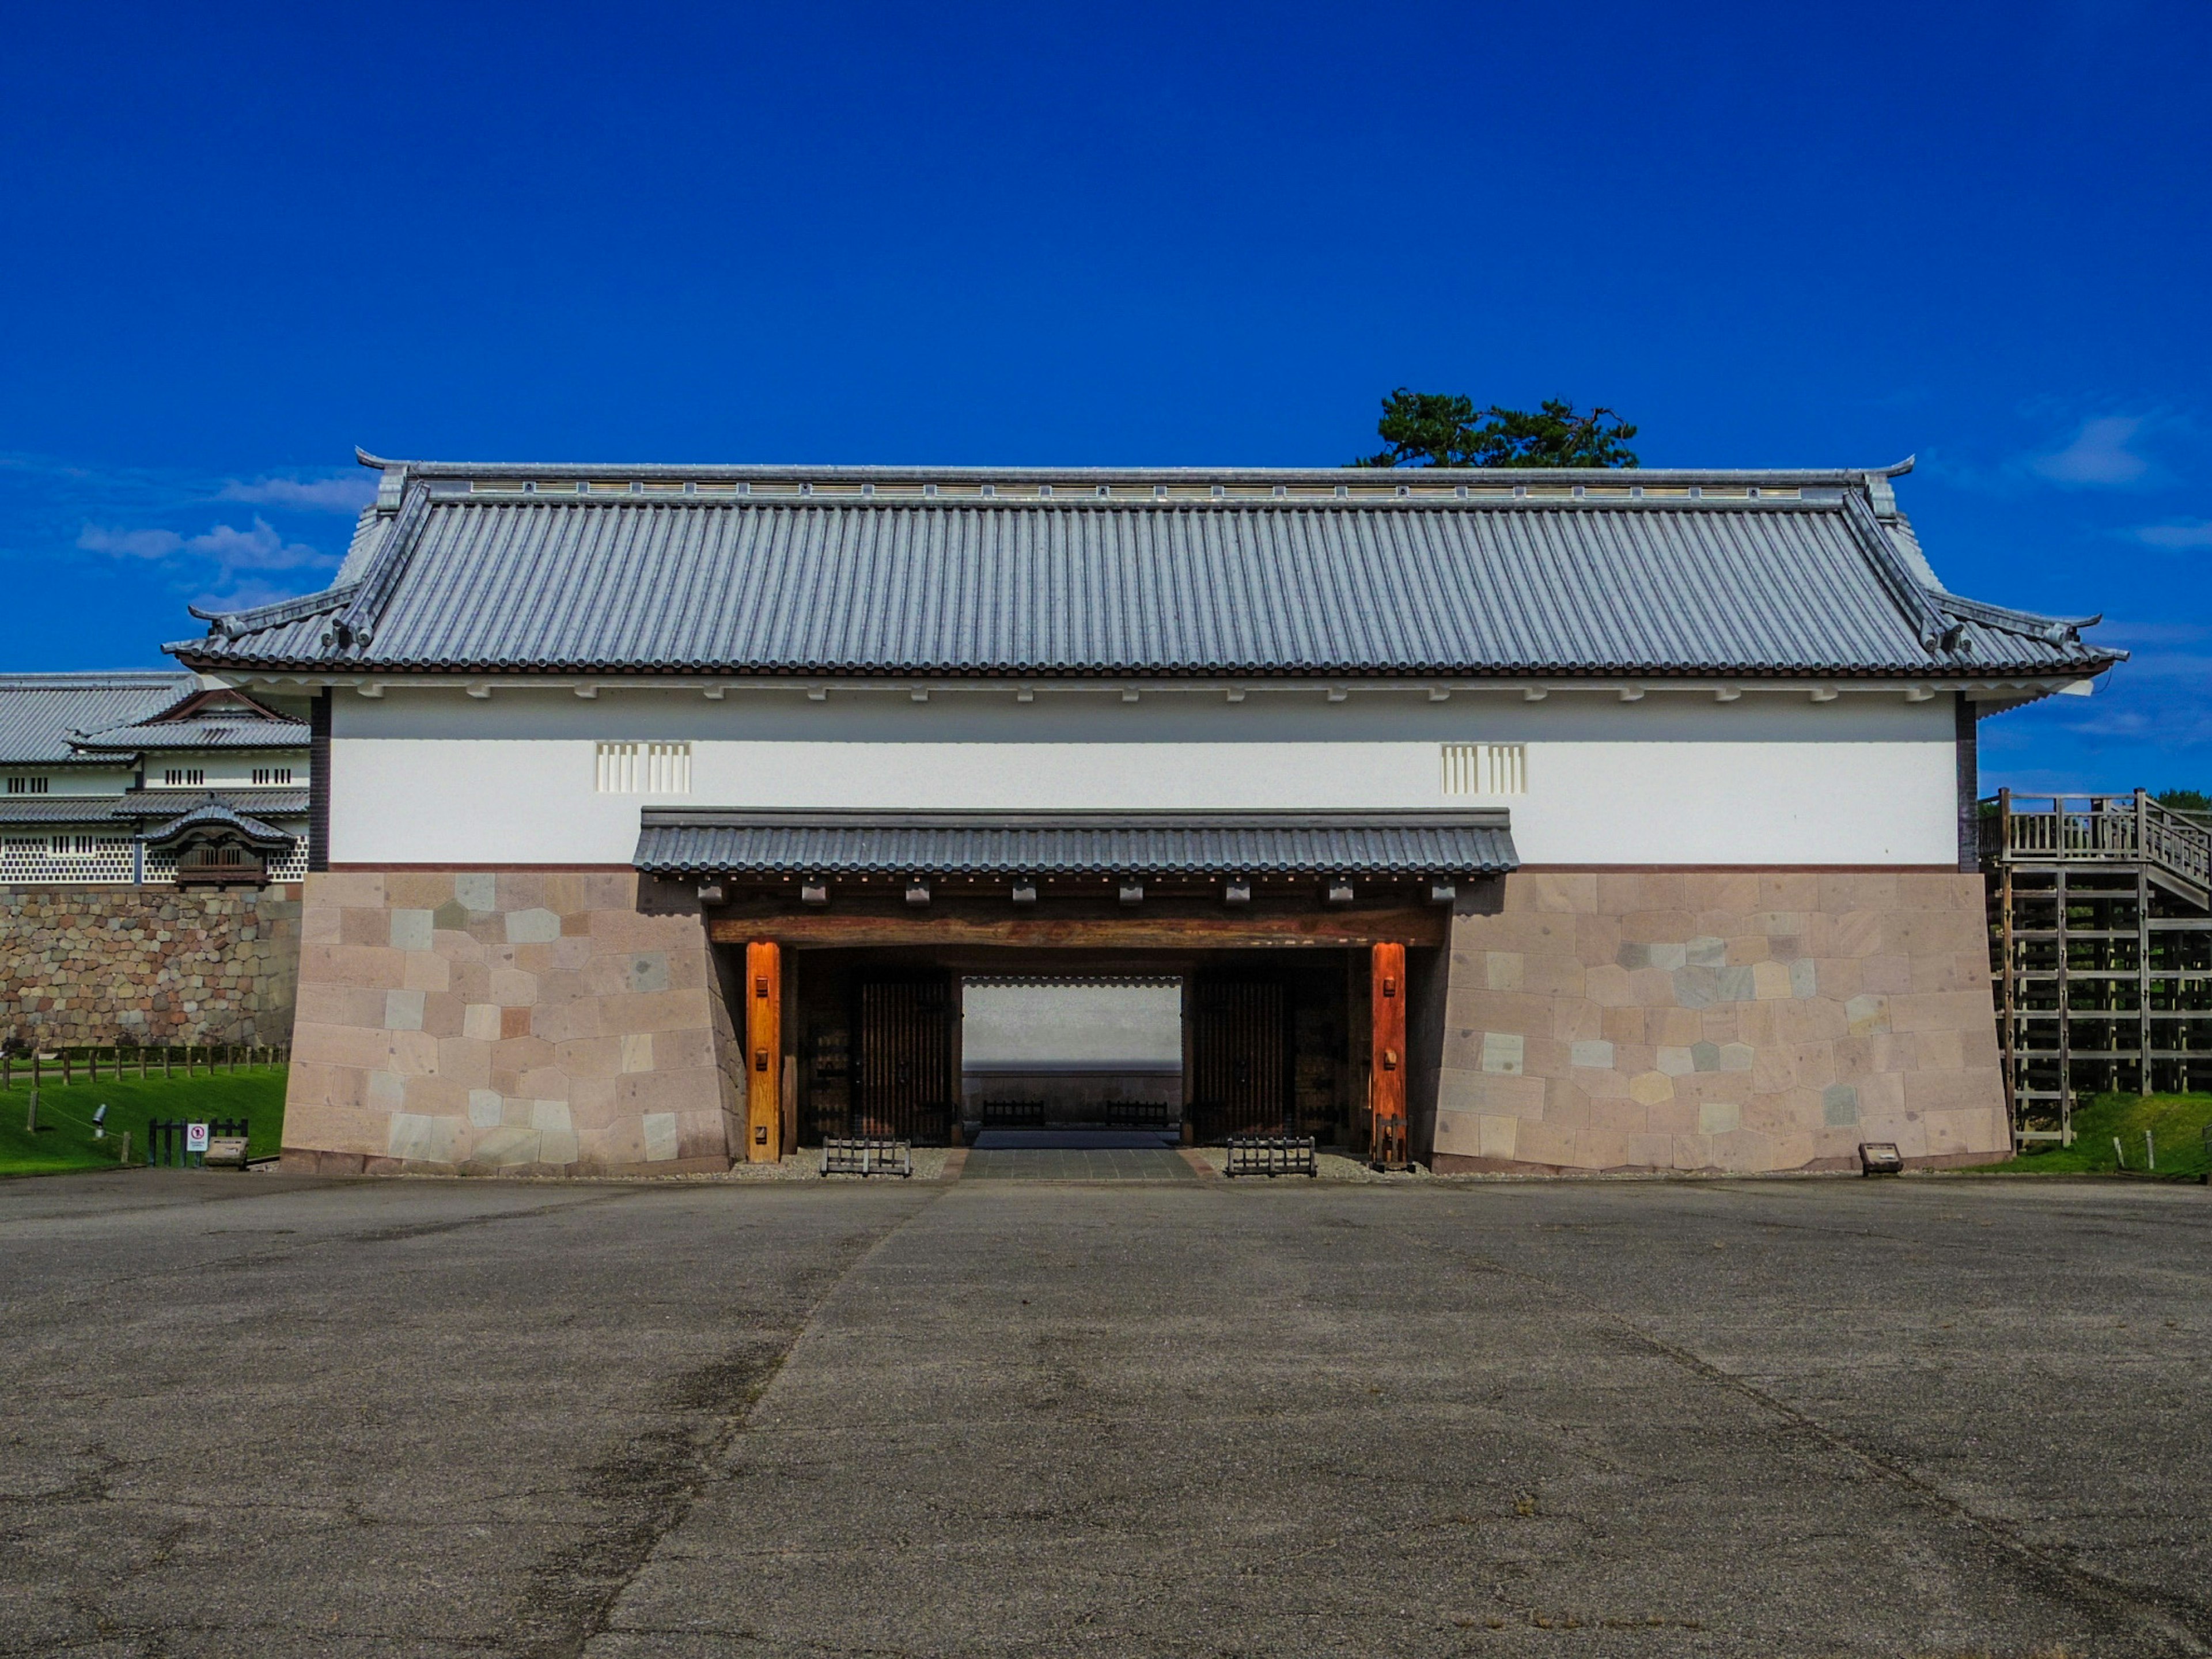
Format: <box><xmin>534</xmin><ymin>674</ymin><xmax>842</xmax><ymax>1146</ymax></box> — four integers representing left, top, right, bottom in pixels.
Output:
<box><xmin>745</xmin><ymin>941</ymin><xmax>782</xmax><ymax>1162</ymax></box>
<box><xmin>1369</xmin><ymin>941</ymin><xmax>1407</xmax><ymax>1168</ymax></box>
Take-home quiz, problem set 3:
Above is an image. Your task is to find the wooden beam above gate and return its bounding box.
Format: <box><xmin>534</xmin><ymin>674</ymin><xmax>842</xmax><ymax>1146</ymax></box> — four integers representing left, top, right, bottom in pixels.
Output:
<box><xmin>707</xmin><ymin>906</ymin><xmax>1446</xmax><ymax>950</ymax></box>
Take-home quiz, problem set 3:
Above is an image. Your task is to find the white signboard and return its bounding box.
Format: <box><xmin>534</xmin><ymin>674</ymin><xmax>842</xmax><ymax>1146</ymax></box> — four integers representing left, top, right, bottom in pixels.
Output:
<box><xmin>185</xmin><ymin>1122</ymin><xmax>210</xmax><ymax>1153</ymax></box>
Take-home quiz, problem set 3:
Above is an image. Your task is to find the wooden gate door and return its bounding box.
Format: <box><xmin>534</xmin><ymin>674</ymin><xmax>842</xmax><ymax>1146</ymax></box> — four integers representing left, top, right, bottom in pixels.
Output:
<box><xmin>854</xmin><ymin>973</ymin><xmax>960</xmax><ymax>1142</ymax></box>
<box><xmin>1188</xmin><ymin>978</ymin><xmax>1290</xmax><ymax>1141</ymax></box>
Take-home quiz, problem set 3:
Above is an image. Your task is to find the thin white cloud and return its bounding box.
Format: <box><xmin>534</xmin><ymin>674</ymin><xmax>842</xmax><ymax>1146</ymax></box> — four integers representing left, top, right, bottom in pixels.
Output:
<box><xmin>192</xmin><ymin>577</ymin><xmax>301</xmax><ymax>613</ymax></box>
<box><xmin>183</xmin><ymin>517</ymin><xmax>334</xmax><ymax>573</ymax></box>
<box><xmin>77</xmin><ymin>524</ymin><xmax>184</xmax><ymax>559</ymax></box>
<box><xmin>78</xmin><ymin>516</ymin><xmax>336</xmax><ymax>578</ymax></box>
<box><xmin>2029</xmin><ymin>415</ymin><xmax>2152</xmax><ymax>487</ymax></box>
<box><xmin>219</xmin><ymin>474</ymin><xmax>377</xmax><ymax>512</ymax></box>
<box><xmin>2135</xmin><ymin>518</ymin><xmax>2212</xmax><ymax>550</ymax></box>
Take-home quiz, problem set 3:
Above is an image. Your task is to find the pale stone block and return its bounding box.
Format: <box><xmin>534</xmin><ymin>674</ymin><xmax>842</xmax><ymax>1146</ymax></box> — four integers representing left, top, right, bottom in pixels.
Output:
<box><xmin>1433</xmin><ymin>1107</ymin><xmax>1482</xmax><ymax>1157</ymax></box>
<box><xmin>1685</xmin><ymin>935</ymin><xmax>1726</xmax><ymax>968</ymax></box>
<box><xmin>539</xmin><ymin>1130</ymin><xmax>581</xmax><ymax>1166</ymax></box>
<box><xmin>387</xmin><ymin>1112</ymin><xmax>461</xmax><ymax>1163</ymax></box>
<box><xmin>389</xmin><ymin>909</ymin><xmax>433</xmax><ymax>952</ymax></box>
<box><xmin>531</xmin><ymin>1099</ymin><xmax>573</xmax><ymax>1135</ymax></box>
<box><xmin>1752</xmin><ymin>960</ymin><xmax>1793</xmax><ymax>1001</ymax></box>
<box><xmin>1647</xmin><ymin>942</ymin><xmax>1687</xmax><ymax>972</ymax></box>
<box><xmin>1514</xmin><ymin>1119</ymin><xmax>1581</xmax><ymax>1168</ymax></box>
<box><xmin>402</xmin><ymin>950</ymin><xmax>451</xmax><ymax>993</ymax></box>
<box><xmin>1484</xmin><ymin>951</ymin><xmax>1522</xmax><ymax>991</ymax></box>
<box><xmin>1657</xmin><ymin>1046</ymin><xmax>1694</xmax><ymax>1077</ymax></box>
<box><xmin>626</xmin><ymin>952</ymin><xmax>671</xmax><ymax>994</ymax></box>
<box><xmin>470</xmin><ymin>1126</ymin><xmax>541</xmax><ymax>1166</ymax></box>
<box><xmin>1478</xmin><ymin>1113</ymin><xmax>1518</xmax><ymax>1160</ymax></box>
<box><xmin>386</xmin><ymin>1028</ymin><xmax>440</xmax><ymax>1076</ymax></box>
<box><xmin>641</xmin><ymin>1112</ymin><xmax>681</xmax><ymax>1162</ymax></box>
<box><xmin>399</xmin><ymin>1074</ymin><xmax>466</xmax><ymax>1116</ymax></box>
<box><xmin>603</xmin><ymin>987</ymin><xmax>711</xmax><ymax>1036</ymax></box>
<box><xmin>1510</xmin><ymin>872</ymin><xmax>1596</xmax><ymax>913</ymax></box>
<box><xmin>1570</xmin><ymin>1039</ymin><xmax>1613</xmax><ymax>1069</ymax></box>
<box><xmin>1480</xmin><ymin>1032</ymin><xmax>1524</xmax><ymax>1075</ymax></box>
<box><xmin>1690</xmin><ymin>1040</ymin><xmax>1721</xmax><ymax>1072</ymax></box>
<box><xmin>1630</xmin><ymin>1070</ymin><xmax>1675</xmax><ymax>1105</ymax></box>
<box><xmin>1789</xmin><ymin>958</ymin><xmax>1817</xmax><ymax>998</ymax></box>
<box><xmin>384</xmin><ymin>988</ymin><xmax>426</xmax><ymax>1031</ymax></box>
<box><xmin>454</xmin><ymin>872</ymin><xmax>497</xmax><ymax>914</ymax></box>
<box><xmin>463</xmin><ymin>1003</ymin><xmax>501</xmax><ymax>1041</ymax></box>
<box><xmin>1696</xmin><ymin>1100</ymin><xmax>1742</xmax><ymax>1137</ymax></box>
<box><xmin>1821</xmin><ymin>1083</ymin><xmax>1860</xmax><ymax>1127</ymax></box>
<box><xmin>622</xmin><ymin>1032</ymin><xmax>654</xmax><ymax>1073</ymax></box>
<box><xmin>1846</xmin><ymin>993</ymin><xmax>1892</xmax><ymax>1036</ymax></box>
<box><xmin>1720</xmin><ymin>1042</ymin><xmax>1755</xmax><ymax>1072</ymax></box>
<box><xmin>506</xmin><ymin>907</ymin><xmax>561</xmax><ymax>945</ymax></box>
<box><xmin>368</xmin><ymin>1070</ymin><xmax>406</xmax><ymax>1109</ymax></box>
<box><xmin>468</xmin><ymin>1089</ymin><xmax>503</xmax><ymax>1128</ymax></box>
<box><xmin>490</xmin><ymin>968</ymin><xmax>537</xmax><ymax>1006</ymax></box>
<box><xmin>308</xmin><ymin>871</ymin><xmax>387</xmax><ymax>909</ymax></box>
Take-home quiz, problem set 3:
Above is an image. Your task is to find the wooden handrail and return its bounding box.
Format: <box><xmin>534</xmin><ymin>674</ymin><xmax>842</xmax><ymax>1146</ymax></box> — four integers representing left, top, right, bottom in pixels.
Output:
<box><xmin>1980</xmin><ymin>789</ymin><xmax>2211</xmax><ymax>892</ymax></box>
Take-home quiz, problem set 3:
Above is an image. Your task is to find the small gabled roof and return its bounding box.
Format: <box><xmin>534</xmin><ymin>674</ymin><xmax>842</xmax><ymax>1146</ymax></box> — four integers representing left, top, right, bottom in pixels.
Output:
<box><xmin>170</xmin><ymin>454</ymin><xmax>2122</xmax><ymax>685</ymax></box>
<box><xmin>0</xmin><ymin>672</ymin><xmax>193</xmax><ymax>766</ymax></box>
<box><xmin>139</xmin><ymin>794</ymin><xmax>296</xmax><ymax>851</ymax></box>
<box><xmin>70</xmin><ymin>685</ymin><xmax>308</xmax><ymax>753</ymax></box>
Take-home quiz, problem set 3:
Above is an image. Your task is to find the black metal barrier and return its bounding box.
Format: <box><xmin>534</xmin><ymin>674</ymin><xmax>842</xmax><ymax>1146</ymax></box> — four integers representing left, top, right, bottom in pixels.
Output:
<box><xmin>821</xmin><ymin>1138</ymin><xmax>914</xmax><ymax>1178</ymax></box>
<box><xmin>1224</xmin><ymin>1135</ymin><xmax>1317</xmax><ymax>1178</ymax></box>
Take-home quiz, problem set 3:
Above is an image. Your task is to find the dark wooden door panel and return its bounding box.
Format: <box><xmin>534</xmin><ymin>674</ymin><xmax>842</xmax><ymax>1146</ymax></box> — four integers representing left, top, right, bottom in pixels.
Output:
<box><xmin>1188</xmin><ymin>978</ymin><xmax>1289</xmax><ymax>1141</ymax></box>
<box><xmin>854</xmin><ymin>974</ymin><xmax>960</xmax><ymax>1143</ymax></box>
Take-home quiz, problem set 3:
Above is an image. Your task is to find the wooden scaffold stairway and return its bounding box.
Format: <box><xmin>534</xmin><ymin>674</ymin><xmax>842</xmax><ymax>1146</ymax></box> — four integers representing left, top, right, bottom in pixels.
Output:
<box><xmin>1982</xmin><ymin>790</ymin><xmax>2212</xmax><ymax>1147</ymax></box>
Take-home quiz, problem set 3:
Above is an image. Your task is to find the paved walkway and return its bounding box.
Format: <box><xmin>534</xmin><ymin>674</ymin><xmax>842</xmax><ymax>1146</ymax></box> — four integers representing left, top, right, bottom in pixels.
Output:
<box><xmin>963</xmin><ymin>1145</ymin><xmax>1198</xmax><ymax>1180</ymax></box>
<box><xmin>2</xmin><ymin>1171</ymin><xmax>2207</xmax><ymax>1656</ymax></box>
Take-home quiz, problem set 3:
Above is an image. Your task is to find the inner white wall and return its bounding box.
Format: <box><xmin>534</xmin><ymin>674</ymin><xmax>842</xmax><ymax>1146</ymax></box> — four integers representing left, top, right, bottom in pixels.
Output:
<box><xmin>326</xmin><ymin>685</ymin><xmax>1962</xmax><ymax>866</ymax></box>
<box><xmin>962</xmin><ymin>982</ymin><xmax>1184</xmax><ymax>1070</ymax></box>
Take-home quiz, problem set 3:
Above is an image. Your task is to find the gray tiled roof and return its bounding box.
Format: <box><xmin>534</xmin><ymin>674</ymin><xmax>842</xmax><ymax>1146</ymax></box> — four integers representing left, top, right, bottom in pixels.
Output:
<box><xmin>140</xmin><ymin>795</ymin><xmax>296</xmax><ymax>850</ymax></box>
<box><xmin>0</xmin><ymin>672</ymin><xmax>192</xmax><ymax>765</ymax></box>
<box><xmin>71</xmin><ymin>713</ymin><xmax>309</xmax><ymax>752</ymax></box>
<box><xmin>634</xmin><ymin>809</ymin><xmax>1517</xmax><ymax>877</ymax></box>
<box><xmin>111</xmin><ymin>787</ymin><xmax>309</xmax><ymax>820</ymax></box>
<box><xmin>0</xmin><ymin>796</ymin><xmax>127</xmax><ymax>826</ymax></box>
<box><xmin>170</xmin><ymin>460</ymin><xmax>2120</xmax><ymax>681</ymax></box>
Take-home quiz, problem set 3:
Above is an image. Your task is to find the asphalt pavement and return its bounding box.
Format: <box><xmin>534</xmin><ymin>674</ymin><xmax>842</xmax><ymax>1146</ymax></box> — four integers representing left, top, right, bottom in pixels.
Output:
<box><xmin>2</xmin><ymin>1166</ymin><xmax>2207</xmax><ymax>1657</ymax></box>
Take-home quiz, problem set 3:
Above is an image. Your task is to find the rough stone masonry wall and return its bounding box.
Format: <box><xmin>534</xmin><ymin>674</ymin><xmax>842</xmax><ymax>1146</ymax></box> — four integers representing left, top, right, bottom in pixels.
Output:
<box><xmin>1429</xmin><ymin>871</ymin><xmax>2008</xmax><ymax>1173</ymax></box>
<box><xmin>280</xmin><ymin>870</ymin><xmax>745</xmax><ymax>1176</ymax></box>
<box><xmin>0</xmin><ymin>885</ymin><xmax>301</xmax><ymax>1048</ymax></box>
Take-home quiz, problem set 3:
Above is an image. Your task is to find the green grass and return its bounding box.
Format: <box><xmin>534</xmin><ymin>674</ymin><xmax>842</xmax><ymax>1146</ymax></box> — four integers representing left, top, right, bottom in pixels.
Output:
<box><xmin>1978</xmin><ymin>1090</ymin><xmax>2212</xmax><ymax>1178</ymax></box>
<box><xmin>0</xmin><ymin>1066</ymin><xmax>289</xmax><ymax>1176</ymax></box>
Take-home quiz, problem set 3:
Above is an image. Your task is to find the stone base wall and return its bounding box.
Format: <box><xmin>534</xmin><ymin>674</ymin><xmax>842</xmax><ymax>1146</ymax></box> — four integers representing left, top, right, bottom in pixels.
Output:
<box><xmin>1</xmin><ymin>885</ymin><xmax>301</xmax><ymax>1048</ymax></box>
<box><xmin>279</xmin><ymin>870</ymin><xmax>744</xmax><ymax>1177</ymax></box>
<box><xmin>1426</xmin><ymin>871</ymin><xmax>2008</xmax><ymax>1174</ymax></box>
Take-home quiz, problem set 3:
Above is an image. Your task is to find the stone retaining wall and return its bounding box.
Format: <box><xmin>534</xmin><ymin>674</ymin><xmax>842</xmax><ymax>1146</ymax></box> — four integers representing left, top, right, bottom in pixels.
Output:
<box><xmin>279</xmin><ymin>870</ymin><xmax>745</xmax><ymax>1177</ymax></box>
<box><xmin>1426</xmin><ymin>871</ymin><xmax>2009</xmax><ymax>1173</ymax></box>
<box><xmin>0</xmin><ymin>885</ymin><xmax>301</xmax><ymax>1048</ymax></box>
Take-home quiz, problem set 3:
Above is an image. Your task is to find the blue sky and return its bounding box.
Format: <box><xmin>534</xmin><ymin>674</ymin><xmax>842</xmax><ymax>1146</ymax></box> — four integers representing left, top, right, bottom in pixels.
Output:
<box><xmin>1</xmin><ymin>1</ymin><xmax>2205</xmax><ymax>793</ymax></box>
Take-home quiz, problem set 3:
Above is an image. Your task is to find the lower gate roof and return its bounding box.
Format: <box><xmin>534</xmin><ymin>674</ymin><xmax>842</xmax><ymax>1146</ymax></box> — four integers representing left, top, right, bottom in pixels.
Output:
<box><xmin>634</xmin><ymin>809</ymin><xmax>1517</xmax><ymax>878</ymax></box>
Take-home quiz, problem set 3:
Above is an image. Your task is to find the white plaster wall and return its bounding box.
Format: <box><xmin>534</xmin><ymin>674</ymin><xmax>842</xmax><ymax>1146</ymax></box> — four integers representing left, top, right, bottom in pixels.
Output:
<box><xmin>963</xmin><ymin>983</ymin><xmax>1184</xmax><ymax>1069</ymax></box>
<box><xmin>328</xmin><ymin>687</ymin><xmax>1961</xmax><ymax>867</ymax></box>
<box><xmin>14</xmin><ymin>768</ymin><xmax>135</xmax><ymax>797</ymax></box>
